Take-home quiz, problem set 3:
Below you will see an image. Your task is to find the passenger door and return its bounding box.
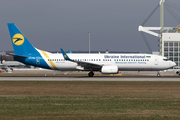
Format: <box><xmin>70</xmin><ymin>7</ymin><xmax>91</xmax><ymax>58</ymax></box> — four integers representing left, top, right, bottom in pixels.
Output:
<box><xmin>154</xmin><ymin>57</ymin><xmax>158</xmax><ymax>65</ymax></box>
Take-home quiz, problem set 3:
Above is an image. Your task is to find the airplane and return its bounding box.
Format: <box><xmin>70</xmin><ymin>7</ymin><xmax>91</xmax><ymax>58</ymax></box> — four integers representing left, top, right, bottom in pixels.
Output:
<box><xmin>68</xmin><ymin>50</ymin><xmax>72</xmax><ymax>54</ymax></box>
<box><xmin>0</xmin><ymin>55</ymin><xmax>13</xmax><ymax>73</ymax></box>
<box><xmin>7</xmin><ymin>23</ymin><xmax>176</xmax><ymax>77</ymax></box>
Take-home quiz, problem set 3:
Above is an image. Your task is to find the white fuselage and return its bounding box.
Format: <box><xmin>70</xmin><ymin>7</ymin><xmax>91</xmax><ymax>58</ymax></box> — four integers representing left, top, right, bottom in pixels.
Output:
<box><xmin>38</xmin><ymin>51</ymin><xmax>176</xmax><ymax>71</ymax></box>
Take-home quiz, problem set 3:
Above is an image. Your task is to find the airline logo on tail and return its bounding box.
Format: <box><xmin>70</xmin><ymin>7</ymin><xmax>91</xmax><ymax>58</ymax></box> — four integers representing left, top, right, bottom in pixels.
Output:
<box><xmin>12</xmin><ymin>33</ymin><xmax>24</xmax><ymax>46</ymax></box>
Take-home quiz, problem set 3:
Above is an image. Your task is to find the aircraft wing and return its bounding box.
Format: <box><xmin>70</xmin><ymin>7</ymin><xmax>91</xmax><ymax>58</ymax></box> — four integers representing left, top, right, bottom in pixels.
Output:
<box><xmin>60</xmin><ymin>48</ymin><xmax>102</xmax><ymax>69</ymax></box>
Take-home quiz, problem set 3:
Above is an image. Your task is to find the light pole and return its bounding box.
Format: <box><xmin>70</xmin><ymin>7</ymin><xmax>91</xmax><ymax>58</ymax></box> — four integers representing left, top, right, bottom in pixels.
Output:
<box><xmin>88</xmin><ymin>30</ymin><xmax>91</xmax><ymax>53</ymax></box>
<box><xmin>159</xmin><ymin>0</ymin><xmax>165</xmax><ymax>55</ymax></box>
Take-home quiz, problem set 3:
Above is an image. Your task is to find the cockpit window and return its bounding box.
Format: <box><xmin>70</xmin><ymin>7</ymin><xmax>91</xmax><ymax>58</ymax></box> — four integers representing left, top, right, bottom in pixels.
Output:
<box><xmin>163</xmin><ymin>58</ymin><xmax>169</xmax><ymax>61</ymax></box>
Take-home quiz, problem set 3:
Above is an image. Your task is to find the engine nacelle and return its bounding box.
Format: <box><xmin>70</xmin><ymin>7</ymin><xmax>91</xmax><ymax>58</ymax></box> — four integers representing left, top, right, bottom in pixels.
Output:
<box><xmin>176</xmin><ymin>71</ymin><xmax>179</xmax><ymax>74</ymax></box>
<box><xmin>101</xmin><ymin>66</ymin><xmax>118</xmax><ymax>74</ymax></box>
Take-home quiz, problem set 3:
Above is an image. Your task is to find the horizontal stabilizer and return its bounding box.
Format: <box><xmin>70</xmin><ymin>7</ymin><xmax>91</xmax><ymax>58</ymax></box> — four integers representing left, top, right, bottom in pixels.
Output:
<box><xmin>6</xmin><ymin>53</ymin><xmax>27</xmax><ymax>59</ymax></box>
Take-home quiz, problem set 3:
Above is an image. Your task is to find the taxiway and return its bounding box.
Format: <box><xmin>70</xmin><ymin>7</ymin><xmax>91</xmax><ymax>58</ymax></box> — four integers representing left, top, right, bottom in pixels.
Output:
<box><xmin>0</xmin><ymin>76</ymin><xmax>179</xmax><ymax>81</ymax></box>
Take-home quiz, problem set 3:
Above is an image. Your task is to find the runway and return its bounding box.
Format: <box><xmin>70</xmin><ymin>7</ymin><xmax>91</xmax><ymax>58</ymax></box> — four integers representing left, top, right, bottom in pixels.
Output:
<box><xmin>0</xmin><ymin>76</ymin><xmax>180</xmax><ymax>81</ymax></box>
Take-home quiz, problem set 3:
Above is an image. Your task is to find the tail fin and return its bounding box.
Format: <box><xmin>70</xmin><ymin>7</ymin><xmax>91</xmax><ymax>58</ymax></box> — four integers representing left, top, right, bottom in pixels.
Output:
<box><xmin>7</xmin><ymin>23</ymin><xmax>39</xmax><ymax>56</ymax></box>
<box><xmin>68</xmin><ymin>50</ymin><xmax>72</xmax><ymax>54</ymax></box>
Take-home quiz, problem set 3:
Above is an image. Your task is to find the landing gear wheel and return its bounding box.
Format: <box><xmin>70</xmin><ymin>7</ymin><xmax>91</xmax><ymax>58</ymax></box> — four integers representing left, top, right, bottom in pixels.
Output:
<box><xmin>157</xmin><ymin>72</ymin><xmax>160</xmax><ymax>77</ymax></box>
<box><xmin>88</xmin><ymin>71</ymin><xmax>94</xmax><ymax>77</ymax></box>
<box><xmin>176</xmin><ymin>71</ymin><xmax>180</xmax><ymax>75</ymax></box>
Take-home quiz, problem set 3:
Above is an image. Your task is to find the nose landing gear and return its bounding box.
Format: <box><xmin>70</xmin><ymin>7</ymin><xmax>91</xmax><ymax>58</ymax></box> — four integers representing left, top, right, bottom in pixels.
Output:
<box><xmin>157</xmin><ymin>72</ymin><xmax>161</xmax><ymax>77</ymax></box>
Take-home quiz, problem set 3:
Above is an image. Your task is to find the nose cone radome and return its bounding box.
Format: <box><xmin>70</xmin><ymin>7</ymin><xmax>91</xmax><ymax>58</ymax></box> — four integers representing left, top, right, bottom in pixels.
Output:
<box><xmin>172</xmin><ymin>62</ymin><xmax>176</xmax><ymax>67</ymax></box>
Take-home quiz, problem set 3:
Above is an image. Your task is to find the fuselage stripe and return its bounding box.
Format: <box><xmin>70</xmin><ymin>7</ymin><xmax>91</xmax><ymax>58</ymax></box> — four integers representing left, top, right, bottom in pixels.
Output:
<box><xmin>40</xmin><ymin>50</ymin><xmax>59</xmax><ymax>70</ymax></box>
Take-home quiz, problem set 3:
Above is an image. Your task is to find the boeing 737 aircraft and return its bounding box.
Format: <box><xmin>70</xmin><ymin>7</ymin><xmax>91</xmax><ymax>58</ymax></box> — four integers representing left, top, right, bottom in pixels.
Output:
<box><xmin>7</xmin><ymin>23</ymin><xmax>176</xmax><ymax>77</ymax></box>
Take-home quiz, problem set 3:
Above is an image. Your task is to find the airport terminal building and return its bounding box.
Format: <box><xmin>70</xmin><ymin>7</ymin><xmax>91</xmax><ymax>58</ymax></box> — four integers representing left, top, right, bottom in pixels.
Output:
<box><xmin>139</xmin><ymin>0</ymin><xmax>180</xmax><ymax>70</ymax></box>
<box><xmin>162</xmin><ymin>30</ymin><xmax>180</xmax><ymax>69</ymax></box>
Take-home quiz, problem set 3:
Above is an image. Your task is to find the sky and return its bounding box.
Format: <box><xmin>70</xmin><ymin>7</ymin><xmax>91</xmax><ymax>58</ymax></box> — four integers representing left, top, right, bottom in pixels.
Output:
<box><xmin>0</xmin><ymin>0</ymin><xmax>180</xmax><ymax>53</ymax></box>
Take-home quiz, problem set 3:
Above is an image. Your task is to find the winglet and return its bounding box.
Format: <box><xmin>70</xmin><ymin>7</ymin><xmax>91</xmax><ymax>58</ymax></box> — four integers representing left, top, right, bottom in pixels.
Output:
<box><xmin>60</xmin><ymin>48</ymin><xmax>71</xmax><ymax>60</ymax></box>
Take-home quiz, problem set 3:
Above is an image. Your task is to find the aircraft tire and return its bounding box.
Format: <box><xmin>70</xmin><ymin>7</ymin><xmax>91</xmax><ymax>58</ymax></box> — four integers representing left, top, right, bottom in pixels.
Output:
<box><xmin>88</xmin><ymin>71</ymin><xmax>94</xmax><ymax>77</ymax></box>
<box><xmin>157</xmin><ymin>73</ymin><xmax>160</xmax><ymax>77</ymax></box>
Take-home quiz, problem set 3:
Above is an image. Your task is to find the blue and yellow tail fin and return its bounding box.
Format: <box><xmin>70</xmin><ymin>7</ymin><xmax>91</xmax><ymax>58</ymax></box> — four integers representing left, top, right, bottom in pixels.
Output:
<box><xmin>7</xmin><ymin>23</ymin><xmax>39</xmax><ymax>56</ymax></box>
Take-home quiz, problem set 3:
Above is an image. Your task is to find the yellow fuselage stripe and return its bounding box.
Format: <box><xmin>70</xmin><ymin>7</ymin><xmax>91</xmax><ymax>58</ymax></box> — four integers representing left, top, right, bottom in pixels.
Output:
<box><xmin>40</xmin><ymin>50</ymin><xmax>58</xmax><ymax>70</ymax></box>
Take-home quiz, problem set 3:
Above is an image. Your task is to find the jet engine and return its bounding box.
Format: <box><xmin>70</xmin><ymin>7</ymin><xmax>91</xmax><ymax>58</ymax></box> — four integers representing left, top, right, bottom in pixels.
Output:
<box><xmin>101</xmin><ymin>66</ymin><xmax>118</xmax><ymax>74</ymax></box>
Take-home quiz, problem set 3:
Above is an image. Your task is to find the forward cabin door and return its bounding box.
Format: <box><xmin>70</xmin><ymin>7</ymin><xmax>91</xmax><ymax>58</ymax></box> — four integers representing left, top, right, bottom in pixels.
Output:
<box><xmin>154</xmin><ymin>57</ymin><xmax>158</xmax><ymax>65</ymax></box>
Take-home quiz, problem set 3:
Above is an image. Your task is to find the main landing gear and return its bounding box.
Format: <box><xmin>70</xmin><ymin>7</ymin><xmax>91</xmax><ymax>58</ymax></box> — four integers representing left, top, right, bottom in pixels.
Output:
<box><xmin>176</xmin><ymin>71</ymin><xmax>180</xmax><ymax>75</ymax></box>
<box><xmin>88</xmin><ymin>71</ymin><xmax>94</xmax><ymax>77</ymax></box>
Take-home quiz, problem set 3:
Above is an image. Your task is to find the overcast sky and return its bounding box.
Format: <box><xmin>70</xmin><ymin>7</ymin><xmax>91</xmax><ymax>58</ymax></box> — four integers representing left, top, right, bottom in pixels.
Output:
<box><xmin>0</xmin><ymin>0</ymin><xmax>180</xmax><ymax>53</ymax></box>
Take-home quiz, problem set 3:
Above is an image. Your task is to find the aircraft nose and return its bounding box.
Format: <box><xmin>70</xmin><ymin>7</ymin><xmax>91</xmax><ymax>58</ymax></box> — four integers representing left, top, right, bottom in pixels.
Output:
<box><xmin>171</xmin><ymin>62</ymin><xmax>176</xmax><ymax>67</ymax></box>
